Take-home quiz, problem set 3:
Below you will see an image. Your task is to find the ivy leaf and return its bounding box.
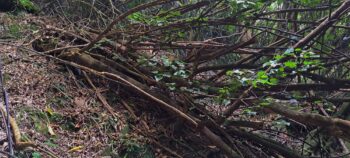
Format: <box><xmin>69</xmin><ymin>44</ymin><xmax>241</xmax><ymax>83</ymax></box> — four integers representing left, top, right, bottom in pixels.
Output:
<box><xmin>240</xmin><ymin>77</ymin><xmax>250</xmax><ymax>85</ymax></box>
<box><xmin>233</xmin><ymin>69</ymin><xmax>244</xmax><ymax>75</ymax></box>
<box><xmin>243</xmin><ymin>108</ymin><xmax>257</xmax><ymax>116</ymax></box>
<box><xmin>128</xmin><ymin>12</ymin><xmax>143</xmax><ymax>22</ymax></box>
<box><xmin>275</xmin><ymin>119</ymin><xmax>290</xmax><ymax>127</ymax></box>
<box><xmin>177</xmin><ymin>32</ymin><xmax>185</xmax><ymax>38</ymax></box>
<box><xmin>294</xmin><ymin>48</ymin><xmax>302</xmax><ymax>52</ymax></box>
<box><xmin>269</xmin><ymin>78</ymin><xmax>279</xmax><ymax>85</ymax></box>
<box><xmin>259</xmin><ymin>79</ymin><xmax>269</xmax><ymax>84</ymax></box>
<box><xmin>222</xmin><ymin>99</ymin><xmax>231</xmax><ymax>106</ymax></box>
<box><xmin>262</xmin><ymin>61</ymin><xmax>271</xmax><ymax>68</ymax></box>
<box><xmin>274</xmin><ymin>55</ymin><xmax>283</xmax><ymax>61</ymax></box>
<box><xmin>218</xmin><ymin>87</ymin><xmax>229</xmax><ymax>95</ymax></box>
<box><xmin>174</xmin><ymin>70</ymin><xmax>188</xmax><ymax>78</ymax></box>
<box><xmin>303</xmin><ymin>60</ymin><xmax>313</xmax><ymax>65</ymax></box>
<box><xmin>154</xmin><ymin>74</ymin><xmax>163</xmax><ymax>81</ymax></box>
<box><xmin>163</xmin><ymin>72</ymin><xmax>172</xmax><ymax>78</ymax></box>
<box><xmin>171</xmin><ymin>65</ymin><xmax>178</xmax><ymax>70</ymax></box>
<box><xmin>278</xmin><ymin>67</ymin><xmax>285</xmax><ymax>72</ymax></box>
<box><xmin>284</xmin><ymin>61</ymin><xmax>297</xmax><ymax>68</ymax></box>
<box><xmin>166</xmin><ymin>83</ymin><xmax>176</xmax><ymax>91</ymax></box>
<box><xmin>257</xmin><ymin>71</ymin><xmax>268</xmax><ymax>79</ymax></box>
<box><xmin>32</xmin><ymin>152</ymin><xmax>41</xmax><ymax>158</ymax></box>
<box><xmin>226</xmin><ymin>70</ymin><xmax>234</xmax><ymax>76</ymax></box>
<box><xmin>284</xmin><ymin>48</ymin><xmax>294</xmax><ymax>55</ymax></box>
<box><xmin>252</xmin><ymin>80</ymin><xmax>258</xmax><ymax>88</ymax></box>
<box><xmin>161</xmin><ymin>56</ymin><xmax>172</xmax><ymax>67</ymax></box>
<box><xmin>175</xmin><ymin>60</ymin><xmax>185</xmax><ymax>68</ymax></box>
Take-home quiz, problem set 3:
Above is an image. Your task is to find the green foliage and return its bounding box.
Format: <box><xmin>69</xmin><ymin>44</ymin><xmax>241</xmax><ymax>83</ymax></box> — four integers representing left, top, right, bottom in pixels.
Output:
<box><xmin>128</xmin><ymin>10</ymin><xmax>181</xmax><ymax>26</ymax></box>
<box><xmin>215</xmin><ymin>69</ymin><xmax>256</xmax><ymax>105</ymax></box>
<box><xmin>273</xmin><ymin>119</ymin><xmax>290</xmax><ymax>129</ymax></box>
<box><xmin>284</xmin><ymin>61</ymin><xmax>297</xmax><ymax>69</ymax></box>
<box><xmin>18</xmin><ymin>0</ymin><xmax>39</xmax><ymax>13</ymax></box>
<box><xmin>228</xmin><ymin>0</ymin><xmax>265</xmax><ymax>18</ymax></box>
<box><xmin>253</xmin><ymin>48</ymin><xmax>323</xmax><ymax>88</ymax></box>
<box><xmin>259</xmin><ymin>97</ymin><xmax>273</xmax><ymax>107</ymax></box>
<box><xmin>32</xmin><ymin>152</ymin><xmax>42</xmax><ymax>158</ymax></box>
<box><xmin>29</xmin><ymin>110</ymin><xmax>51</xmax><ymax>135</ymax></box>
<box><xmin>138</xmin><ymin>55</ymin><xmax>189</xmax><ymax>90</ymax></box>
<box><xmin>242</xmin><ymin>107</ymin><xmax>257</xmax><ymax>116</ymax></box>
<box><xmin>297</xmin><ymin>0</ymin><xmax>322</xmax><ymax>7</ymax></box>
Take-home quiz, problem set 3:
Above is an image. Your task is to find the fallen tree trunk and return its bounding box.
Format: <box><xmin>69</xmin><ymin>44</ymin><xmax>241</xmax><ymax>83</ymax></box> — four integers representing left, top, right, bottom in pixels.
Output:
<box><xmin>265</xmin><ymin>102</ymin><xmax>350</xmax><ymax>140</ymax></box>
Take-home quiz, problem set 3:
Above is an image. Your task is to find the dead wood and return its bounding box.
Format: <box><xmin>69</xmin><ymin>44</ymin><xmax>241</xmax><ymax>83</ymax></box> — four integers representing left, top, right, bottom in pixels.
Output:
<box><xmin>265</xmin><ymin>102</ymin><xmax>350</xmax><ymax>140</ymax></box>
<box><xmin>55</xmin><ymin>48</ymin><xmax>241</xmax><ymax>157</ymax></box>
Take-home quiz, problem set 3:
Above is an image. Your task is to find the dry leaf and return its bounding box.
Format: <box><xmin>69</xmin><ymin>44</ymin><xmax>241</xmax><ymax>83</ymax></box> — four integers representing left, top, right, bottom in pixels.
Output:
<box><xmin>47</xmin><ymin>124</ymin><xmax>56</xmax><ymax>136</ymax></box>
<box><xmin>45</xmin><ymin>106</ymin><xmax>54</xmax><ymax>116</ymax></box>
<box><xmin>74</xmin><ymin>97</ymin><xmax>87</xmax><ymax>107</ymax></box>
<box><xmin>68</xmin><ymin>146</ymin><xmax>83</xmax><ymax>152</ymax></box>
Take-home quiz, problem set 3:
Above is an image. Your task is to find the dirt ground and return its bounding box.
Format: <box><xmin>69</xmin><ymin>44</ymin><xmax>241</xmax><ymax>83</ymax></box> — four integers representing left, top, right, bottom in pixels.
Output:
<box><xmin>0</xmin><ymin>13</ymin><xmax>132</xmax><ymax>158</ymax></box>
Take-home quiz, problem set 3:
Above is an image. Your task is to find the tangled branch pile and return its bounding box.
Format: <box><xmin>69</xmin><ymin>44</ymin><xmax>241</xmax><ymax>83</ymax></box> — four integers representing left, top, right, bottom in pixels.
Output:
<box><xmin>8</xmin><ymin>0</ymin><xmax>350</xmax><ymax>157</ymax></box>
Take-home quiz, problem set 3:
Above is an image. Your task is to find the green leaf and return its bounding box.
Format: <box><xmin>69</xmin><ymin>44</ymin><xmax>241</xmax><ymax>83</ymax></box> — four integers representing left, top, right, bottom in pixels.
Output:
<box><xmin>284</xmin><ymin>61</ymin><xmax>297</xmax><ymax>68</ymax></box>
<box><xmin>252</xmin><ymin>80</ymin><xmax>258</xmax><ymax>88</ymax></box>
<box><xmin>303</xmin><ymin>60</ymin><xmax>313</xmax><ymax>65</ymax></box>
<box><xmin>218</xmin><ymin>87</ymin><xmax>229</xmax><ymax>95</ymax></box>
<box><xmin>262</xmin><ymin>61</ymin><xmax>271</xmax><ymax>68</ymax></box>
<box><xmin>274</xmin><ymin>55</ymin><xmax>283</xmax><ymax>61</ymax></box>
<box><xmin>19</xmin><ymin>0</ymin><xmax>39</xmax><ymax>12</ymax></box>
<box><xmin>226</xmin><ymin>70</ymin><xmax>234</xmax><ymax>76</ymax></box>
<box><xmin>161</xmin><ymin>56</ymin><xmax>172</xmax><ymax>67</ymax></box>
<box><xmin>177</xmin><ymin>32</ymin><xmax>185</xmax><ymax>38</ymax></box>
<box><xmin>269</xmin><ymin>78</ymin><xmax>279</xmax><ymax>85</ymax></box>
<box><xmin>175</xmin><ymin>60</ymin><xmax>185</xmax><ymax>68</ymax></box>
<box><xmin>278</xmin><ymin>67</ymin><xmax>285</xmax><ymax>72</ymax></box>
<box><xmin>275</xmin><ymin>119</ymin><xmax>290</xmax><ymax>127</ymax></box>
<box><xmin>284</xmin><ymin>48</ymin><xmax>294</xmax><ymax>55</ymax></box>
<box><xmin>243</xmin><ymin>108</ymin><xmax>257</xmax><ymax>116</ymax></box>
<box><xmin>259</xmin><ymin>97</ymin><xmax>273</xmax><ymax>107</ymax></box>
<box><xmin>226</xmin><ymin>25</ymin><xmax>235</xmax><ymax>32</ymax></box>
<box><xmin>154</xmin><ymin>74</ymin><xmax>163</xmax><ymax>81</ymax></box>
<box><xmin>32</xmin><ymin>152</ymin><xmax>41</xmax><ymax>158</ymax></box>
<box><xmin>258</xmin><ymin>79</ymin><xmax>269</xmax><ymax>84</ymax></box>
<box><xmin>257</xmin><ymin>71</ymin><xmax>268</xmax><ymax>79</ymax></box>
<box><xmin>171</xmin><ymin>65</ymin><xmax>178</xmax><ymax>70</ymax></box>
<box><xmin>222</xmin><ymin>99</ymin><xmax>231</xmax><ymax>106</ymax></box>
<box><xmin>240</xmin><ymin>77</ymin><xmax>250</xmax><ymax>85</ymax></box>
<box><xmin>163</xmin><ymin>72</ymin><xmax>172</xmax><ymax>78</ymax></box>
<box><xmin>233</xmin><ymin>69</ymin><xmax>244</xmax><ymax>75</ymax></box>
<box><xmin>174</xmin><ymin>70</ymin><xmax>188</xmax><ymax>78</ymax></box>
<box><xmin>127</xmin><ymin>12</ymin><xmax>143</xmax><ymax>22</ymax></box>
<box><xmin>166</xmin><ymin>83</ymin><xmax>176</xmax><ymax>91</ymax></box>
<box><xmin>294</xmin><ymin>48</ymin><xmax>302</xmax><ymax>52</ymax></box>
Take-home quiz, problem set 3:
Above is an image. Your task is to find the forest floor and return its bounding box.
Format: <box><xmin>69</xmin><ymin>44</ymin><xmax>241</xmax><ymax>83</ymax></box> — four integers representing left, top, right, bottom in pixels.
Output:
<box><xmin>0</xmin><ymin>1</ymin><xmax>348</xmax><ymax>157</ymax></box>
<box><xmin>0</xmin><ymin>13</ymin><xmax>161</xmax><ymax>158</ymax></box>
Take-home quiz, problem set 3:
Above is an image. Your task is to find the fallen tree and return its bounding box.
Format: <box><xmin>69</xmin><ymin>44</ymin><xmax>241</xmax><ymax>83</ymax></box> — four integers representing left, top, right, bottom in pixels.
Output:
<box><xmin>14</xmin><ymin>0</ymin><xmax>350</xmax><ymax>157</ymax></box>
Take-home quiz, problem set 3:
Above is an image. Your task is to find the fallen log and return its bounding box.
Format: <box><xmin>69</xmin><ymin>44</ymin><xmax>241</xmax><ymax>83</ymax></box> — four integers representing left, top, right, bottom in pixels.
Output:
<box><xmin>264</xmin><ymin>102</ymin><xmax>350</xmax><ymax>140</ymax></box>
